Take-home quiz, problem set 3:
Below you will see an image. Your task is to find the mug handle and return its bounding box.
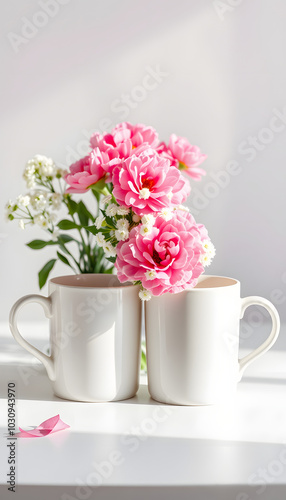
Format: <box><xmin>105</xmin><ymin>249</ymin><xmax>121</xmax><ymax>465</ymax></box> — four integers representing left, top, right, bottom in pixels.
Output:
<box><xmin>238</xmin><ymin>296</ymin><xmax>280</xmax><ymax>380</ymax></box>
<box><xmin>9</xmin><ymin>294</ymin><xmax>55</xmax><ymax>381</ymax></box>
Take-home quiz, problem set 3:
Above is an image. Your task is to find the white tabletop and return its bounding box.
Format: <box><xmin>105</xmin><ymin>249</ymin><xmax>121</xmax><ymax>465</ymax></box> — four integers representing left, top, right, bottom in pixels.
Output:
<box><xmin>0</xmin><ymin>322</ymin><xmax>286</xmax><ymax>500</ymax></box>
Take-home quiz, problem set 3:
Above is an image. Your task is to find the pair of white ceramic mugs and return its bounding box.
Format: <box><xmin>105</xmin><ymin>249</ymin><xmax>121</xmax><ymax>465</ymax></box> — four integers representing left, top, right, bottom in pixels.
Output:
<box><xmin>9</xmin><ymin>274</ymin><xmax>280</xmax><ymax>405</ymax></box>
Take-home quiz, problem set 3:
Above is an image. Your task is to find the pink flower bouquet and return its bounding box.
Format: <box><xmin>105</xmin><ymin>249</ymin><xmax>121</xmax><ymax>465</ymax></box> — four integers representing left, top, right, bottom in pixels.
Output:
<box><xmin>66</xmin><ymin>122</ymin><xmax>214</xmax><ymax>300</ymax></box>
<box><xmin>6</xmin><ymin>122</ymin><xmax>214</xmax><ymax>298</ymax></box>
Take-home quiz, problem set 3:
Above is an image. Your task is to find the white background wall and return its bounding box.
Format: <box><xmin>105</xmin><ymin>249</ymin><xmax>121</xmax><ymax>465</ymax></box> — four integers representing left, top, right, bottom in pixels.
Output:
<box><xmin>1</xmin><ymin>0</ymin><xmax>286</xmax><ymax>322</ymax></box>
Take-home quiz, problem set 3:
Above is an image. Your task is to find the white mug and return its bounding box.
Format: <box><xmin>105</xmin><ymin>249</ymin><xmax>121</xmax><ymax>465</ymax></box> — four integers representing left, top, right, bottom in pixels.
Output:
<box><xmin>145</xmin><ymin>275</ymin><xmax>280</xmax><ymax>405</ymax></box>
<box><xmin>9</xmin><ymin>274</ymin><xmax>142</xmax><ymax>402</ymax></box>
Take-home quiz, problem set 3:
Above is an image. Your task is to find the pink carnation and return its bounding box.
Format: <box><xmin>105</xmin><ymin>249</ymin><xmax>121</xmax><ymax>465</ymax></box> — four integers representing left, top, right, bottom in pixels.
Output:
<box><xmin>65</xmin><ymin>149</ymin><xmax>107</xmax><ymax>193</ymax></box>
<box><xmin>168</xmin><ymin>134</ymin><xmax>207</xmax><ymax>180</ymax></box>
<box><xmin>89</xmin><ymin>122</ymin><xmax>158</xmax><ymax>175</ymax></box>
<box><xmin>157</xmin><ymin>135</ymin><xmax>207</xmax><ymax>181</ymax></box>
<box><xmin>112</xmin><ymin>150</ymin><xmax>189</xmax><ymax>215</ymax></box>
<box><xmin>115</xmin><ymin>211</ymin><xmax>205</xmax><ymax>296</ymax></box>
<box><xmin>113</xmin><ymin>122</ymin><xmax>159</xmax><ymax>149</ymax></box>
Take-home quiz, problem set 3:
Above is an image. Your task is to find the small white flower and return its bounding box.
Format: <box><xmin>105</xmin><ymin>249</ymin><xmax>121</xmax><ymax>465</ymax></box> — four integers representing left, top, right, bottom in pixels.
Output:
<box><xmin>116</xmin><ymin>218</ymin><xmax>129</xmax><ymax>231</ymax></box>
<box><xmin>106</xmin><ymin>203</ymin><xmax>118</xmax><ymax>217</ymax></box>
<box><xmin>101</xmin><ymin>194</ymin><xmax>112</xmax><ymax>205</ymax></box>
<box><xmin>167</xmin><ymin>191</ymin><xmax>173</xmax><ymax>200</ymax></box>
<box><xmin>18</xmin><ymin>220</ymin><xmax>25</xmax><ymax>230</ymax></box>
<box><xmin>49</xmin><ymin>212</ymin><xmax>58</xmax><ymax>224</ymax></box>
<box><xmin>115</xmin><ymin>229</ymin><xmax>129</xmax><ymax>241</ymax></box>
<box><xmin>116</xmin><ymin>205</ymin><xmax>129</xmax><ymax>216</ymax></box>
<box><xmin>140</xmin><ymin>224</ymin><xmax>153</xmax><ymax>237</ymax></box>
<box><xmin>17</xmin><ymin>195</ymin><xmax>30</xmax><ymax>207</ymax></box>
<box><xmin>159</xmin><ymin>208</ymin><xmax>173</xmax><ymax>221</ymax></box>
<box><xmin>132</xmin><ymin>214</ymin><xmax>141</xmax><ymax>223</ymax></box>
<box><xmin>26</xmin><ymin>177</ymin><xmax>36</xmax><ymax>188</ymax></box>
<box><xmin>35</xmin><ymin>155</ymin><xmax>57</xmax><ymax>178</ymax></box>
<box><xmin>95</xmin><ymin>214</ymin><xmax>105</xmax><ymax>230</ymax></box>
<box><xmin>145</xmin><ymin>270</ymin><xmax>157</xmax><ymax>281</ymax></box>
<box><xmin>200</xmin><ymin>240</ymin><xmax>216</xmax><ymax>267</ymax></box>
<box><xmin>95</xmin><ymin>233</ymin><xmax>105</xmax><ymax>247</ymax></box>
<box><xmin>51</xmin><ymin>229</ymin><xmax>60</xmax><ymax>241</ymax></box>
<box><xmin>175</xmin><ymin>204</ymin><xmax>189</xmax><ymax>212</ymax></box>
<box><xmin>51</xmin><ymin>193</ymin><xmax>62</xmax><ymax>210</ymax></box>
<box><xmin>34</xmin><ymin>214</ymin><xmax>49</xmax><ymax>229</ymax></box>
<box><xmin>31</xmin><ymin>191</ymin><xmax>48</xmax><ymax>211</ymax></box>
<box><xmin>139</xmin><ymin>188</ymin><xmax>151</xmax><ymax>200</ymax></box>
<box><xmin>141</xmin><ymin>214</ymin><xmax>155</xmax><ymax>226</ymax></box>
<box><xmin>139</xmin><ymin>288</ymin><xmax>152</xmax><ymax>301</ymax></box>
<box><xmin>103</xmin><ymin>241</ymin><xmax>117</xmax><ymax>258</ymax></box>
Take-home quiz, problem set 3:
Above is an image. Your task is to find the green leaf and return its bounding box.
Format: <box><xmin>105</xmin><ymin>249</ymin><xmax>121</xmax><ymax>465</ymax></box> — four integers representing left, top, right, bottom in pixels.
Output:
<box><xmin>38</xmin><ymin>259</ymin><xmax>57</xmax><ymax>289</ymax></box>
<box><xmin>27</xmin><ymin>239</ymin><xmax>55</xmax><ymax>250</ymax></box>
<box><xmin>100</xmin><ymin>209</ymin><xmax>116</xmax><ymax>229</ymax></box>
<box><xmin>106</xmin><ymin>256</ymin><xmax>116</xmax><ymax>264</ymax></box>
<box><xmin>85</xmin><ymin>225</ymin><xmax>98</xmax><ymax>236</ymax></box>
<box><xmin>66</xmin><ymin>198</ymin><xmax>78</xmax><ymax>216</ymax></box>
<box><xmin>57</xmin><ymin>251</ymin><xmax>71</xmax><ymax>267</ymax></box>
<box><xmin>57</xmin><ymin>234</ymin><xmax>76</xmax><ymax>244</ymax></box>
<box><xmin>77</xmin><ymin>201</ymin><xmax>95</xmax><ymax>226</ymax></box>
<box><xmin>92</xmin><ymin>189</ymin><xmax>101</xmax><ymax>205</ymax></box>
<box><xmin>58</xmin><ymin>219</ymin><xmax>80</xmax><ymax>230</ymax></box>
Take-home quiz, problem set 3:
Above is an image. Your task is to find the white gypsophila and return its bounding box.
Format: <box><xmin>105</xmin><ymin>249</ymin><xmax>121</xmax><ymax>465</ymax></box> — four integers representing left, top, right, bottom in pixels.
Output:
<box><xmin>34</xmin><ymin>155</ymin><xmax>57</xmax><ymax>178</ymax></box>
<box><xmin>26</xmin><ymin>177</ymin><xmax>36</xmax><ymax>189</ymax></box>
<box><xmin>17</xmin><ymin>195</ymin><xmax>30</xmax><ymax>207</ymax></box>
<box><xmin>132</xmin><ymin>214</ymin><xmax>141</xmax><ymax>223</ymax></box>
<box><xmin>116</xmin><ymin>218</ymin><xmax>129</xmax><ymax>231</ymax></box>
<box><xmin>145</xmin><ymin>270</ymin><xmax>157</xmax><ymax>281</ymax></box>
<box><xmin>200</xmin><ymin>240</ymin><xmax>216</xmax><ymax>267</ymax></box>
<box><xmin>49</xmin><ymin>213</ymin><xmax>57</xmax><ymax>224</ymax></box>
<box><xmin>95</xmin><ymin>213</ymin><xmax>105</xmax><ymax>230</ymax></box>
<box><xmin>159</xmin><ymin>208</ymin><xmax>173</xmax><ymax>221</ymax></box>
<box><xmin>23</xmin><ymin>163</ymin><xmax>36</xmax><ymax>186</ymax></box>
<box><xmin>115</xmin><ymin>229</ymin><xmax>129</xmax><ymax>241</ymax></box>
<box><xmin>116</xmin><ymin>205</ymin><xmax>129</xmax><ymax>216</ymax></box>
<box><xmin>141</xmin><ymin>214</ymin><xmax>155</xmax><ymax>226</ymax></box>
<box><xmin>167</xmin><ymin>191</ymin><xmax>173</xmax><ymax>200</ymax></box>
<box><xmin>18</xmin><ymin>220</ymin><xmax>25</xmax><ymax>230</ymax></box>
<box><xmin>34</xmin><ymin>214</ymin><xmax>49</xmax><ymax>229</ymax></box>
<box><xmin>95</xmin><ymin>233</ymin><xmax>105</xmax><ymax>247</ymax></box>
<box><xmin>139</xmin><ymin>288</ymin><xmax>152</xmax><ymax>301</ymax></box>
<box><xmin>106</xmin><ymin>203</ymin><xmax>118</xmax><ymax>217</ymax></box>
<box><xmin>140</xmin><ymin>224</ymin><xmax>153</xmax><ymax>237</ymax></box>
<box><xmin>101</xmin><ymin>194</ymin><xmax>112</xmax><ymax>205</ymax></box>
<box><xmin>5</xmin><ymin>200</ymin><xmax>14</xmax><ymax>214</ymax></box>
<box><xmin>50</xmin><ymin>193</ymin><xmax>62</xmax><ymax>210</ymax></box>
<box><xmin>30</xmin><ymin>191</ymin><xmax>49</xmax><ymax>211</ymax></box>
<box><xmin>103</xmin><ymin>241</ymin><xmax>117</xmax><ymax>258</ymax></box>
<box><xmin>51</xmin><ymin>229</ymin><xmax>60</xmax><ymax>242</ymax></box>
<box><xmin>139</xmin><ymin>188</ymin><xmax>151</xmax><ymax>200</ymax></box>
<box><xmin>174</xmin><ymin>204</ymin><xmax>189</xmax><ymax>212</ymax></box>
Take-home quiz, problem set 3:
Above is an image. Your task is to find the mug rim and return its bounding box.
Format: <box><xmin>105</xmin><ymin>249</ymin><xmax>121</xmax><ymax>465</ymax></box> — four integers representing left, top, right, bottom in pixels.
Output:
<box><xmin>192</xmin><ymin>275</ymin><xmax>240</xmax><ymax>290</ymax></box>
<box><xmin>49</xmin><ymin>274</ymin><xmax>136</xmax><ymax>289</ymax></box>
